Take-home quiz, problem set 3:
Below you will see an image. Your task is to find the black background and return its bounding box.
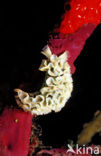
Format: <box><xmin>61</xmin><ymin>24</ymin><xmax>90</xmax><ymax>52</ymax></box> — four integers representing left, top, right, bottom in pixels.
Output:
<box><xmin>0</xmin><ymin>2</ymin><xmax>101</xmax><ymax>148</ymax></box>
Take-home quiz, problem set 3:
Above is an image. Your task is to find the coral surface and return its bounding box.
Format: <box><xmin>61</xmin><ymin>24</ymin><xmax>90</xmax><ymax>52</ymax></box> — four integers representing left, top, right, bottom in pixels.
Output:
<box><xmin>49</xmin><ymin>23</ymin><xmax>95</xmax><ymax>73</ymax></box>
<box><xmin>58</xmin><ymin>0</ymin><xmax>101</xmax><ymax>34</ymax></box>
<box><xmin>0</xmin><ymin>109</ymin><xmax>33</xmax><ymax>156</ymax></box>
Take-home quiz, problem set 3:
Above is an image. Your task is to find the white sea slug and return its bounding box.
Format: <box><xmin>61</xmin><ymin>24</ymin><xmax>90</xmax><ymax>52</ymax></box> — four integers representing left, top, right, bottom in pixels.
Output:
<box><xmin>14</xmin><ymin>45</ymin><xmax>73</xmax><ymax>115</ymax></box>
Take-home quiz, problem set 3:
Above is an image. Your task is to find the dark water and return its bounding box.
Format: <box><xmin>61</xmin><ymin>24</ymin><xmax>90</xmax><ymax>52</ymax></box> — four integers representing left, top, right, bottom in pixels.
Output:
<box><xmin>0</xmin><ymin>2</ymin><xmax>101</xmax><ymax>148</ymax></box>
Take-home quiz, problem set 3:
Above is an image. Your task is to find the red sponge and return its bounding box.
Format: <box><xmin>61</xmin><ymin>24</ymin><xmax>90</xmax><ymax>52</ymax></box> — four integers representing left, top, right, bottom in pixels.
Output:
<box><xmin>49</xmin><ymin>23</ymin><xmax>95</xmax><ymax>74</ymax></box>
<box><xmin>0</xmin><ymin>108</ymin><xmax>33</xmax><ymax>156</ymax></box>
<box><xmin>58</xmin><ymin>0</ymin><xmax>101</xmax><ymax>34</ymax></box>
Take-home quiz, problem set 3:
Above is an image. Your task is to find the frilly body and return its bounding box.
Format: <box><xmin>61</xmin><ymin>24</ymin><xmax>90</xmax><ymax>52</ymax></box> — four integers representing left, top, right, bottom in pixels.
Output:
<box><xmin>15</xmin><ymin>46</ymin><xmax>73</xmax><ymax>115</ymax></box>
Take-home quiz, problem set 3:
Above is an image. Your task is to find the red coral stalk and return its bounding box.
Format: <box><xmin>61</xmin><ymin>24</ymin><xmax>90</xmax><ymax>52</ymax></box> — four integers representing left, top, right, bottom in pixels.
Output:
<box><xmin>49</xmin><ymin>23</ymin><xmax>95</xmax><ymax>74</ymax></box>
<box><xmin>0</xmin><ymin>108</ymin><xmax>33</xmax><ymax>156</ymax></box>
<box><xmin>57</xmin><ymin>0</ymin><xmax>101</xmax><ymax>34</ymax></box>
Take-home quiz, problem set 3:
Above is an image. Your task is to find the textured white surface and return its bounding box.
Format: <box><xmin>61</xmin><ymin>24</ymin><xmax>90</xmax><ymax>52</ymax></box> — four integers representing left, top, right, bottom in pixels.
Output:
<box><xmin>15</xmin><ymin>46</ymin><xmax>73</xmax><ymax>115</ymax></box>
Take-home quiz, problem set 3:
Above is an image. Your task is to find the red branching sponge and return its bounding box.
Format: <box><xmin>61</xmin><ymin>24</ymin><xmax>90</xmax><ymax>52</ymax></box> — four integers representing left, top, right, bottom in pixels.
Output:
<box><xmin>49</xmin><ymin>23</ymin><xmax>95</xmax><ymax>74</ymax></box>
<box><xmin>58</xmin><ymin>0</ymin><xmax>101</xmax><ymax>34</ymax></box>
<box><xmin>0</xmin><ymin>108</ymin><xmax>33</xmax><ymax>156</ymax></box>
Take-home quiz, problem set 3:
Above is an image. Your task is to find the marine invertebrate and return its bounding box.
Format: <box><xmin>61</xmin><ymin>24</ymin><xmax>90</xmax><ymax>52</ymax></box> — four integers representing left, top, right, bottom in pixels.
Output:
<box><xmin>0</xmin><ymin>1</ymin><xmax>101</xmax><ymax>156</ymax></box>
<box><xmin>77</xmin><ymin>111</ymin><xmax>101</xmax><ymax>146</ymax></box>
<box><xmin>0</xmin><ymin>109</ymin><xmax>33</xmax><ymax>156</ymax></box>
<box><xmin>49</xmin><ymin>23</ymin><xmax>96</xmax><ymax>74</ymax></box>
<box><xmin>15</xmin><ymin>46</ymin><xmax>73</xmax><ymax>115</ymax></box>
<box><xmin>57</xmin><ymin>0</ymin><xmax>101</xmax><ymax>34</ymax></box>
